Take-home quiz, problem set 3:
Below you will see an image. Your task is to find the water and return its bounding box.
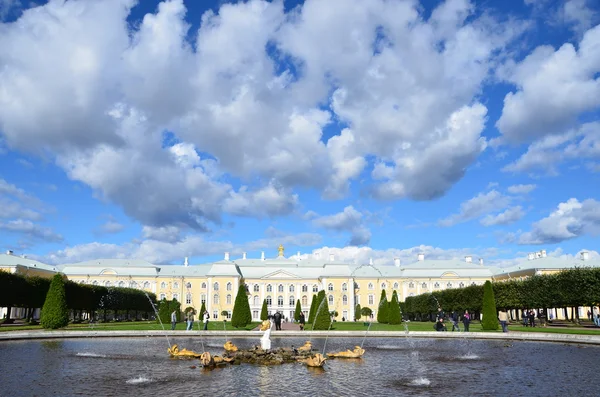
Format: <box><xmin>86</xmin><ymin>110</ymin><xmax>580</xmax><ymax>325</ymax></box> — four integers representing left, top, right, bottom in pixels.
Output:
<box><xmin>0</xmin><ymin>337</ymin><xmax>597</xmax><ymax>396</ymax></box>
<box><xmin>144</xmin><ymin>292</ymin><xmax>171</xmax><ymax>349</ymax></box>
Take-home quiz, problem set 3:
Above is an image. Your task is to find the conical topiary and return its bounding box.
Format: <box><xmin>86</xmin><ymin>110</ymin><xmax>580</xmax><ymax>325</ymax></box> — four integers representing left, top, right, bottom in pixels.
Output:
<box><xmin>377</xmin><ymin>289</ymin><xmax>389</xmax><ymax>323</ymax></box>
<box><xmin>388</xmin><ymin>290</ymin><xmax>401</xmax><ymax>325</ymax></box>
<box><xmin>199</xmin><ymin>301</ymin><xmax>206</xmax><ymax>317</ymax></box>
<box><xmin>231</xmin><ymin>284</ymin><xmax>252</xmax><ymax>327</ymax></box>
<box><xmin>40</xmin><ymin>274</ymin><xmax>69</xmax><ymax>329</ymax></box>
<box><xmin>260</xmin><ymin>299</ymin><xmax>268</xmax><ymax>321</ymax></box>
<box><xmin>481</xmin><ymin>280</ymin><xmax>499</xmax><ymax>330</ymax></box>
<box><xmin>312</xmin><ymin>291</ymin><xmax>331</xmax><ymax>330</ymax></box>
<box><xmin>294</xmin><ymin>299</ymin><xmax>302</xmax><ymax>322</ymax></box>
<box><xmin>308</xmin><ymin>293</ymin><xmax>318</xmax><ymax>323</ymax></box>
<box><xmin>355</xmin><ymin>303</ymin><xmax>362</xmax><ymax>321</ymax></box>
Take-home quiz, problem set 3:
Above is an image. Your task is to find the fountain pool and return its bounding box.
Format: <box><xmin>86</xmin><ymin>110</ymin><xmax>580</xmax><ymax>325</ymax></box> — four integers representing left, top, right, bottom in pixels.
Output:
<box><xmin>0</xmin><ymin>337</ymin><xmax>597</xmax><ymax>396</ymax></box>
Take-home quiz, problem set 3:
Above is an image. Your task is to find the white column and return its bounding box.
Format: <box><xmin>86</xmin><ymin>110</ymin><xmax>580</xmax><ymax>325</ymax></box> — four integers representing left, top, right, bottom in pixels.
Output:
<box><xmin>207</xmin><ymin>277</ymin><xmax>213</xmax><ymax>315</ymax></box>
<box><xmin>322</xmin><ymin>278</ymin><xmax>327</xmax><ymax>291</ymax></box>
<box><xmin>349</xmin><ymin>277</ymin><xmax>355</xmax><ymax>321</ymax></box>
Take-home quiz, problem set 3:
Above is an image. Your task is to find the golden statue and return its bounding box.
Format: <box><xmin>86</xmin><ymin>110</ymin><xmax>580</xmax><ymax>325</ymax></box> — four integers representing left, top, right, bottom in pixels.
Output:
<box><xmin>224</xmin><ymin>341</ymin><xmax>238</xmax><ymax>352</ymax></box>
<box><xmin>298</xmin><ymin>353</ymin><xmax>327</xmax><ymax>367</ymax></box>
<box><xmin>278</xmin><ymin>244</ymin><xmax>284</xmax><ymax>257</ymax></box>
<box><xmin>168</xmin><ymin>344</ymin><xmax>202</xmax><ymax>358</ymax></box>
<box><xmin>259</xmin><ymin>319</ymin><xmax>272</xmax><ymax>331</ymax></box>
<box><xmin>327</xmin><ymin>346</ymin><xmax>365</xmax><ymax>359</ymax></box>
<box><xmin>200</xmin><ymin>351</ymin><xmax>234</xmax><ymax>368</ymax></box>
<box><xmin>297</xmin><ymin>340</ymin><xmax>312</xmax><ymax>352</ymax></box>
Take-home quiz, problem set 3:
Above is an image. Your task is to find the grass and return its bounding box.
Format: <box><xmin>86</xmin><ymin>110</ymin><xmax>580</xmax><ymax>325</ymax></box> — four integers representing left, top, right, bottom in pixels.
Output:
<box><xmin>0</xmin><ymin>321</ymin><xmax>260</xmax><ymax>332</ymax></box>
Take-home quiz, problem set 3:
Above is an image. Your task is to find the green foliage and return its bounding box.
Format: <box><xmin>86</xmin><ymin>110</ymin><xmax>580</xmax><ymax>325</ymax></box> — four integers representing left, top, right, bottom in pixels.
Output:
<box><xmin>157</xmin><ymin>299</ymin><xmax>180</xmax><ymax>325</ymax></box>
<box><xmin>199</xmin><ymin>301</ymin><xmax>206</xmax><ymax>317</ymax></box>
<box><xmin>40</xmin><ymin>274</ymin><xmax>69</xmax><ymax>329</ymax></box>
<box><xmin>360</xmin><ymin>306</ymin><xmax>373</xmax><ymax>319</ymax></box>
<box><xmin>260</xmin><ymin>299</ymin><xmax>268</xmax><ymax>321</ymax></box>
<box><xmin>312</xmin><ymin>291</ymin><xmax>331</xmax><ymax>330</ymax></box>
<box><xmin>377</xmin><ymin>290</ymin><xmax>389</xmax><ymax>323</ymax></box>
<box><xmin>231</xmin><ymin>284</ymin><xmax>252</xmax><ymax>327</ymax></box>
<box><xmin>294</xmin><ymin>299</ymin><xmax>302</xmax><ymax>322</ymax></box>
<box><xmin>388</xmin><ymin>290</ymin><xmax>401</xmax><ymax>325</ymax></box>
<box><xmin>481</xmin><ymin>281</ymin><xmax>499</xmax><ymax>330</ymax></box>
<box><xmin>308</xmin><ymin>293</ymin><xmax>318</xmax><ymax>323</ymax></box>
<box><xmin>355</xmin><ymin>303</ymin><xmax>362</xmax><ymax>321</ymax></box>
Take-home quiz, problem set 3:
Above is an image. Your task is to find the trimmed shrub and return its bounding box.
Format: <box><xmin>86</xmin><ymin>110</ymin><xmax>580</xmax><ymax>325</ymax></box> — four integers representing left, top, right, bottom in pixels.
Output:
<box><xmin>260</xmin><ymin>299</ymin><xmax>268</xmax><ymax>321</ymax></box>
<box><xmin>377</xmin><ymin>290</ymin><xmax>389</xmax><ymax>323</ymax></box>
<box><xmin>294</xmin><ymin>299</ymin><xmax>302</xmax><ymax>322</ymax></box>
<box><xmin>388</xmin><ymin>290</ymin><xmax>401</xmax><ymax>325</ymax></box>
<box><xmin>199</xmin><ymin>301</ymin><xmax>206</xmax><ymax>317</ymax></box>
<box><xmin>481</xmin><ymin>280</ymin><xmax>499</xmax><ymax>330</ymax></box>
<box><xmin>40</xmin><ymin>274</ymin><xmax>69</xmax><ymax>329</ymax></box>
<box><xmin>355</xmin><ymin>303</ymin><xmax>362</xmax><ymax>321</ymax></box>
<box><xmin>157</xmin><ymin>299</ymin><xmax>180</xmax><ymax>325</ymax></box>
<box><xmin>231</xmin><ymin>284</ymin><xmax>252</xmax><ymax>327</ymax></box>
<box><xmin>312</xmin><ymin>291</ymin><xmax>331</xmax><ymax>330</ymax></box>
<box><xmin>308</xmin><ymin>294</ymin><xmax>318</xmax><ymax>323</ymax></box>
<box><xmin>360</xmin><ymin>306</ymin><xmax>373</xmax><ymax>320</ymax></box>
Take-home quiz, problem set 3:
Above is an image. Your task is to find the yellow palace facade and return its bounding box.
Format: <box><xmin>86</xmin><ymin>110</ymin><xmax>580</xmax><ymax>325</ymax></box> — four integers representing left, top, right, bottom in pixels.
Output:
<box><xmin>1</xmin><ymin>246</ymin><xmax>597</xmax><ymax>321</ymax></box>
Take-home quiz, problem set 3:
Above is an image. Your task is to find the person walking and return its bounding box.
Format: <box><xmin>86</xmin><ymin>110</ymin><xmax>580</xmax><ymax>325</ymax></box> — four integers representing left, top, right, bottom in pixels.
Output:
<box><xmin>186</xmin><ymin>310</ymin><xmax>195</xmax><ymax>331</ymax></box>
<box><xmin>203</xmin><ymin>311</ymin><xmax>210</xmax><ymax>331</ymax></box>
<box><xmin>498</xmin><ymin>309</ymin><xmax>509</xmax><ymax>333</ymax></box>
<box><xmin>451</xmin><ymin>311</ymin><xmax>460</xmax><ymax>332</ymax></box>
<box><xmin>299</xmin><ymin>312</ymin><xmax>305</xmax><ymax>331</ymax></box>
<box><xmin>170</xmin><ymin>310</ymin><xmax>177</xmax><ymax>330</ymax></box>
<box><xmin>462</xmin><ymin>310</ymin><xmax>471</xmax><ymax>332</ymax></box>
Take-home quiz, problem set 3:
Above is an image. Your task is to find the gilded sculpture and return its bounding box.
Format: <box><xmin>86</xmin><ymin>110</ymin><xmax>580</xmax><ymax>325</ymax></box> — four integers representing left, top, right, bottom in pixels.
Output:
<box><xmin>297</xmin><ymin>353</ymin><xmax>327</xmax><ymax>367</ymax></box>
<box><xmin>297</xmin><ymin>340</ymin><xmax>312</xmax><ymax>352</ymax></box>
<box><xmin>168</xmin><ymin>344</ymin><xmax>202</xmax><ymax>358</ymax></box>
<box><xmin>224</xmin><ymin>341</ymin><xmax>238</xmax><ymax>352</ymax></box>
<box><xmin>278</xmin><ymin>244</ymin><xmax>284</xmax><ymax>257</ymax></box>
<box><xmin>327</xmin><ymin>346</ymin><xmax>365</xmax><ymax>358</ymax></box>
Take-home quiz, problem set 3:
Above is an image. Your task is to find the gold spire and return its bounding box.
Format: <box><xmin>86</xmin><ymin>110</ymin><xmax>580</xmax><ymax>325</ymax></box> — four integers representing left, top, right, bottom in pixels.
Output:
<box><xmin>278</xmin><ymin>244</ymin><xmax>284</xmax><ymax>257</ymax></box>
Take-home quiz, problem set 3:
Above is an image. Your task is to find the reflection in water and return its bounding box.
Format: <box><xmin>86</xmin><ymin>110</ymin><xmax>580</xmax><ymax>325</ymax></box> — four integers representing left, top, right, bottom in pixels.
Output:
<box><xmin>0</xmin><ymin>337</ymin><xmax>598</xmax><ymax>397</ymax></box>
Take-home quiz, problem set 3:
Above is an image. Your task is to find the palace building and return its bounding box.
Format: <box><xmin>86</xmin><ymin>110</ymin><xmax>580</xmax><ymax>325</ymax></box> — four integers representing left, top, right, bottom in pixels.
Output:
<box><xmin>1</xmin><ymin>246</ymin><xmax>597</xmax><ymax>321</ymax></box>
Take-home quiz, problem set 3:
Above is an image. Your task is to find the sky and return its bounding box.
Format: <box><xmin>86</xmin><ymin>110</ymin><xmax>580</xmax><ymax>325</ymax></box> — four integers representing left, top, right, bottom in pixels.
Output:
<box><xmin>0</xmin><ymin>0</ymin><xmax>599</xmax><ymax>267</ymax></box>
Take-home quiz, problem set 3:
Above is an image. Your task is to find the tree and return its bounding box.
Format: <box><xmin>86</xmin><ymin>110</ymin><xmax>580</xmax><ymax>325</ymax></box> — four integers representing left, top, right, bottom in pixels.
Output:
<box><xmin>377</xmin><ymin>290</ymin><xmax>389</xmax><ymax>323</ymax></box>
<box><xmin>388</xmin><ymin>290</ymin><xmax>401</xmax><ymax>325</ymax></box>
<box><xmin>481</xmin><ymin>280</ymin><xmax>499</xmax><ymax>331</ymax></box>
<box><xmin>231</xmin><ymin>284</ymin><xmax>252</xmax><ymax>327</ymax></box>
<box><xmin>40</xmin><ymin>274</ymin><xmax>69</xmax><ymax>329</ymax></box>
<box><xmin>360</xmin><ymin>307</ymin><xmax>373</xmax><ymax>320</ymax></box>
<box><xmin>308</xmin><ymin>293</ymin><xmax>318</xmax><ymax>323</ymax></box>
<box><xmin>355</xmin><ymin>303</ymin><xmax>362</xmax><ymax>321</ymax></box>
<box><xmin>312</xmin><ymin>291</ymin><xmax>331</xmax><ymax>330</ymax></box>
<box><xmin>294</xmin><ymin>299</ymin><xmax>302</xmax><ymax>322</ymax></box>
<box><xmin>199</xmin><ymin>301</ymin><xmax>206</xmax><ymax>317</ymax></box>
<box><xmin>260</xmin><ymin>299</ymin><xmax>268</xmax><ymax>321</ymax></box>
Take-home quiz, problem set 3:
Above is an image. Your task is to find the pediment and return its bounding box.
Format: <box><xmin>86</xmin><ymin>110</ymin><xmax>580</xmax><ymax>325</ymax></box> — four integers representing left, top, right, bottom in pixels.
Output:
<box><xmin>440</xmin><ymin>271</ymin><xmax>458</xmax><ymax>278</ymax></box>
<box><xmin>262</xmin><ymin>270</ymin><xmax>300</xmax><ymax>279</ymax></box>
<box><xmin>100</xmin><ymin>268</ymin><xmax>118</xmax><ymax>275</ymax></box>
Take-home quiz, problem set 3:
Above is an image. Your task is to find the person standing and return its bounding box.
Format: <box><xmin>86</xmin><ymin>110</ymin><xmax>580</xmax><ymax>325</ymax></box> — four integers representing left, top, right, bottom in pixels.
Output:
<box><xmin>538</xmin><ymin>309</ymin><xmax>547</xmax><ymax>327</ymax></box>
<box><xmin>498</xmin><ymin>309</ymin><xmax>509</xmax><ymax>333</ymax></box>
<box><xmin>451</xmin><ymin>311</ymin><xmax>460</xmax><ymax>332</ymax></box>
<box><xmin>171</xmin><ymin>310</ymin><xmax>177</xmax><ymax>330</ymax></box>
<box><xmin>299</xmin><ymin>312</ymin><xmax>305</xmax><ymax>331</ymax></box>
<box><xmin>462</xmin><ymin>310</ymin><xmax>471</xmax><ymax>332</ymax></box>
<box><xmin>273</xmin><ymin>311</ymin><xmax>282</xmax><ymax>331</ymax></box>
<box><xmin>203</xmin><ymin>311</ymin><xmax>210</xmax><ymax>331</ymax></box>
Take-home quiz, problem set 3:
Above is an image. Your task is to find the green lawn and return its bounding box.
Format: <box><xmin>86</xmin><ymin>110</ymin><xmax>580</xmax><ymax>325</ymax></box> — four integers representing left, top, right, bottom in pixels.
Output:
<box><xmin>0</xmin><ymin>321</ymin><xmax>260</xmax><ymax>332</ymax></box>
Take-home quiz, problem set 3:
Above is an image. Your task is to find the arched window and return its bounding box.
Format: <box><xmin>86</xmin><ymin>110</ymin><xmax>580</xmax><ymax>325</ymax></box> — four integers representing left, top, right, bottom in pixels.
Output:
<box><xmin>277</xmin><ymin>296</ymin><xmax>284</xmax><ymax>307</ymax></box>
<box><xmin>302</xmin><ymin>285</ymin><xmax>308</xmax><ymax>292</ymax></box>
<box><xmin>302</xmin><ymin>295</ymin><xmax>308</xmax><ymax>305</ymax></box>
<box><xmin>201</xmin><ymin>282</ymin><xmax>206</xmax><ymax>289</ymax></box>
<box><xmin>409</xmin><ymin>292</ymin><xmax>414</xmax><ymax>297</ymax></box>
<box><xmin>342</xmin><ymin>283</ymin><xmax>347</xmax><ymax>291</ymax></box>
<box><xmin>289</xmin><ymin>285</ymin><xmax>294</xmax><ymax>293</ymax></box>
<box><xmin>227</xmin><ymin>294</ymin><xmax>232</xmax><ymax>305</ymax></box>
<box><xmin>408</xmin><ymin>282</ymin><xmax>414</xmax><ymax>288</ymax></box>
<box><xmin>130</xmin><ymin>281</ymin><xmax>137</xmax><ymax>288</ymax></box>
<box><xmin>278</xmin><ymin>284</ymin><xmax>284</xmax><ymax>293</ymax></box>
<box><xmin>186</xmin><ymin>282</ymin><xmax>192</xmax><ymax>289</ymax></box>
<box><xmin>160</xmin><ymin>293</ymin><xmax>165</xmax><ymax>300</ymax></box>
<box><xmin>434</xmin><ymin>282</ymin><xmax>440</xmax><ymax>288</ymax></box>
<box><xmin>254</xmin><ymin>296</ymin><xmax>260</xmax><ymax>305</ymax></box>
<box><xmin>459</xmin><ymin>282</ymin><xmax>465</xmax><ymax>288</ymax></box>
<box><xmin>342</xmin><ymin>295</ymin><xmax>348</xmax><ymax>305</ymax></box>
<box><xmin>393</xmin><ymin>282</ymin><xmax>399</xmax><ymax>289</ymax></box>
<box><xmin>381</xmin><ymin>282</ymin><xmax>386</xmax><ymax>289</ymax></box>
<box><xmin>266</xmin><ymin>284</ymin><xmax>273</xmax><ymax>293</ymax></box>
<box><xmin>186</xmin><ymin>293</ymin><xmax>192</xmax><ymax>304</ymax></box>
<box><xmin>201</xmin><ymin>294</ymin><xmax>206</xmax><ymax>304</ymax></box>
<box><xmin>173</xmin><ymin>282</ymin><xmax>179</xmax><ymax>289</ymax></box>
<box><xmin>226</xmin><ymin>282</ymin><xmax>232</xmax><ymax>291</ymax></box>
<box><xmin>422</xmin><ymin>282</ymin><xmax>427</xmax><ymax>289</ymax></box>
<box><xmin>289</xmin><ymin>296</ymin><xmax>295</xmax><ymax>306</ymax></box>
<box><xmin>105</xmin><ymin>281</ymin><xmax>111</xmax><ymax>287</ymax></box>
<box><xmin>143</xmin><ymin>281</ymin><xmax>150</xmax><ymax>289</ymax></box>
<box><xmin>447</xmin><ymin>282</ymin><xmax>452</xmax><ymax>288</ymax></box>
<box><xmin>92</xmin><ymin>280</ymin><xmax>98</xmax><ymax>286</ymax></box>
<box><xmin>254</xmin><ymin>284</ymin><xmax>260</xmax><ymax>292</ymax></box>
<box><xmin>266</xmin><ymin>296</ymin><xmax>272</xmax><ymax>306</ymax></box>
<box><xmin>161</xmin><ymin>282</ymin><xmax>166</xmax><ymax>289</ymax></box>
<box><xmin>312</xmin><ymin>285</ymin><xmax>318</xmax><ymax>292</ymax></box>
<box><xmin>328</xmin><ymin>295</ymin><xmax>334</xmax><ymax>305</ymax></box>
<box><xmin>173</xmin><ymin>293</ymin><xmax>179</xmax><ymax>301</ymax></box>
<box><xmin>368</xmin><ymin>283</ymin><xmax>374</xmax><ymax>290</ymax></box>
<box><xmin>118</xmin><ymin>281</ymin><xmax>125</xmax><ymax>288</ymax></box>
<box><xmin>213</xmin><ymin>294</ymin><xmax>219</xmax><ymax>304</ymax></box>
<box><xmin>213</xmin><ymin>282</ymin><xmax>219</xmax><ymax>291</ymax></box>
<box><xmin>471</xmin><ymin>282</ymin><xmax>476</xmax><ymax>286</ymax></box>
<box><xmin>328</xmin><ymin>283</ymin><xmax>334</xmax><ymax>291</ymax></box>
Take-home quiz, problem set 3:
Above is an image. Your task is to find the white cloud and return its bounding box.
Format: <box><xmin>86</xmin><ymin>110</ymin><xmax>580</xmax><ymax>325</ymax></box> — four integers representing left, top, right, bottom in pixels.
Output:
<box><xmin>439</xmin><ymin>190</ymin><xmax>511</xmax><ymax>226</ymax></box>
<box><xmin>507</xmin><ymin>184</ymin><xmax>537</xmax><ymax>194</ymax></box>
<box><xmin>0</xmin><ymin>219</ymin><xmax>63</xmax><ymax>243</ymax></box>
<box><xmin>480</xmin><ymin>206</ymin><xmax>525</xmax><ymax>226</ymax></box>
<box><xmin>223</xmin><ymin>181</ymin><xmax>298</xmax><ymax>219</ymax></box>
<box><xmin>311</xmin><ymin>205</ymin><xmax>371</xmax><ymax>246</ymax></box>
<box><xmin>96</xmin><ymin>217</ymin><xmax>125</xmax><ymax>235</ymax></box>
<box><xmin>519</xmin><ymin>198</ymin><xmax>600</xmax><ymax>244</ymax></box>
<box><xmin>562</xmin><ymin>0</ymin><xmax>598</xmax><ymax>35</ymax></box>
<box><xmin>141</xmin><ymin>225</ymin><xmax>183</xmax><ymax>243</ymax></box>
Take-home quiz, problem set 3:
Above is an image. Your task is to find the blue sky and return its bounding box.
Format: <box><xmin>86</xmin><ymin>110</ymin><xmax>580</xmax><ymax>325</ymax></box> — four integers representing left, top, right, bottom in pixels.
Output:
<box><xmin>0</xmin><ymin>0</ymin><xmax>599</xmax><ymax>266</ymax></box>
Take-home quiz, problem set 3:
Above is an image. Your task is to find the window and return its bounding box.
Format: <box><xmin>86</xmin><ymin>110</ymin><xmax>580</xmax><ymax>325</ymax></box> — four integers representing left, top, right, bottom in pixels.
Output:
<box><xmin>342</xmin><ymin>283</ymin><xmax>347</xmax><ymax>291</ymax></box>
<box><xmin>342</xmin><ymin>295</ymin><xmax>348</xmax><ymax>305</ymax></box>
<box><xmin>172</xmin><ymin>293</ymin><xmax>179</xmax><ymax>301</ymax></box>
<box><xmin>254</xmin><ymin>296</ymin><xmax>260</xmax><ymax>305</ymax></box>
<box><xmin>159</xmin><ymin>293</ymin><xmax>165</xmax><ymax>300</ymax></box>
<box><xmin>286</xmin><ymin>296</ymin><xmax>292</xmax><ymax>306</ymax></box>
<box><xmin>328</xmin><ymin>283</ymin><xmax>334</xmax><ymax>291</ymax></box>
<box><xmin>302</xmin><ymin>295</ymin><xmax>308</xmax><ymax>305</ymax></box>
<box><xmin>213</xmin><ymin>282</ymin><xmax>219</xmax><ymax>291</ymax></box>
<box><xmin>408</xmin><ymin>282</ymin><xmax>414</xmax><ymax>288</ymax></box>
<box><xmin>368</xmin><ymin>283</ymin><xmax>374</xmax><ymax>290</ymax></box>
<box><xmin>277</xmin><ymin>296</ymin><xmax>284</xmax><ymax>307</ymax></box>
<box><xmin>213</xmin><ymin>311</ymin><xmax>218</xmax><ymax>319</ymax></box>
<box><xmin>368</xmin><ymin>295</ymin><xmax>374</xmax><ymax>305</ymax></box>
<box><xmin>186</xmin><ymin>282</ymin><xmax>192</xmax><ymax>289</ymax></box>
<box><xmin>160</xmin><ymin>282</ymin><xmax>166</xmax><ymax>289</ymax></box>
<box><xmin>267</xmin><ymin>284</ymin><xmax>273</xmax><ymax>292</ymax></box>
<box><xmin>202</xmin><ymin>282</ymin><xmax>206</xmax><ymax>289</ymax></box>
<box><xmin>213</xmin><ymin>294</ymin><xmax>219</xmax><ymax>304</ymax></box>
<box><xmin>409</xmin><ymin>293</ymin><xmax>414</xmax><ymax>297</ymax></box>
<box><xmin>381</xmin><ymin>282</ymin><xmax>386</xmax><ymax>289</ymax></box>
<box><xmin>393</xmin><ymin>282</ymin><xmax>399</xmax><ymax>289</ymax></box>
<box><xmin>226</xmin><ymin>282</ymin><xmax>232</xmax><ymax>291</ymax></box>
<box><xmin>312</xmin><ymin>285</ymin><xmax>318</xmax><ymax>292</ymax></box>
<box><xmin>278</xmin><ymin>284</ymin><xmax>284</xmax><ymax>293</ymax></box>
<box><xmin>266</xmin><ymin>296</ymin><xmax>272</xmax><ymax>306</ymax></box>
<box><xmin>254</xmin><ymin>284</ymin><xmax>260</xmax><ymax>292</ymax></box>
<box><xmin>342</xmin><ymin>310</ymin><xmax>348</xmax><ymax>320</ymax></box>
<box><xmin>289</xmin><ymin>285</ymin><xmax>294</xmax><ymax>293</ymax></box>
<box><xmin>105</xmin><ymin>281</ymin><xmax>111</xmax><ymax>287</ymax></box>
<box><xmin>471</xmin><ymin>282</ymin><xmax>476</xmax><ymax>286</ymax></box>
<box><xmin>173</xmin><ymin>282</ymin><xmax>179</xmax><ymax>289</ymax></box>
<box><xmin>422</xmin><ymin>282</ymin><xmax>427</xmax><ymax>289</ymax></box>
<box><xmin>186</xmin><ymin>293</ymin><xmax>192</xmax><ymax>304</ymax></box>
<box><xmin>226</xmin><ymin>294</ymin><xmax>232</xmax><ymax>305</ymax></box>
<box><xmin>447</xmin><ymin>282</ymin><xmax>452</xmax><ymax>288</ymax></box>
<box><xmin>253</xmin><ymin>310</ymin><xmax>259</xmax><ymax>319</ymax></box>
<box><xmin>201</xmin><ymin>294</ymin><xmax>206</xmax><ymax>304</ymax></box>
<box><xmin>118</xmin><ymin>281</ymin><xmax>125</xmax><ymax>288</ymax></box>
<box><xmin>434</xmin><ymin>282</ymin><xmax>440</xmax><ymax>288</ymax></box>
<box><xmin>130</xmin><ymin>281</ymin><xmax>137</xmax><ymax>288</ymax></box>
<box><xmin>143</xmin><ymin>281</ymin><xmax>150</xmax><ymax>289</ymax></box>
<box><xmin>226</xmin><ymin>311</ymin><xmax>232</xmax><ymax>319</ymax></box>
<box><xmin>459</xmin><ymin>282</ymin><xmax>465</xmax><ymax>288</ymax></box>
<box><xmin>302</xmin><ymin>285</ymin><xmax>308</xmax><ymax>292</ymax></box>
<box><xmin>328</xmin><ymin>295</ymin><xmax>334</xmax><ymax>305</ymax></box>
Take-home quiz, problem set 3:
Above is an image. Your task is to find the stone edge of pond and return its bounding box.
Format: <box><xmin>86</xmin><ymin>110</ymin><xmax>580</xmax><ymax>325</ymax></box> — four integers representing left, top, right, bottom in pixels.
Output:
<box><xmin>1</xmin><ymin>330</ymin><xmax>600</xmax><ymax>345</ymax></box>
